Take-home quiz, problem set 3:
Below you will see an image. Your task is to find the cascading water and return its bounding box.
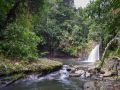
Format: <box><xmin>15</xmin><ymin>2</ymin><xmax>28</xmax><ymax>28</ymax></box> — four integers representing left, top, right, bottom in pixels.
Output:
<box><xmin>87</xmin><ymin>44</ymin><xmax>100</xmax><ymax>62</ymax></box>
<box><xmin>59</xmin><ymin>65</ymin><xmax>69</xmax><ymax>80</ymax></box>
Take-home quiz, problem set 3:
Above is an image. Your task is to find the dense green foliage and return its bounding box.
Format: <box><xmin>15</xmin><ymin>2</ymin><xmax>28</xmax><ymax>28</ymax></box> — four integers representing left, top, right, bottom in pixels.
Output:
<box><xmin>0</xmin><ymin>0</ymin><xmax>43</xmax><ymax>59</ymax></box>
<box><xmin>0</xmin><ymin>0</ymin><xmax>119</xmax><ymax>59</ymax></box>
<box><xmin>36</xmin><ymin>2</ymin><xmax>88</xmax><ymax>56</ymax></box>
<box><xmin>86</xmin><ymin>0</ymin><xmax>120</xmax><ymax>68</ymax></box>
<box><xmin>86</xmin><ymin>0</ymin><xmax>120</xmax><ymax>46</ymax></box>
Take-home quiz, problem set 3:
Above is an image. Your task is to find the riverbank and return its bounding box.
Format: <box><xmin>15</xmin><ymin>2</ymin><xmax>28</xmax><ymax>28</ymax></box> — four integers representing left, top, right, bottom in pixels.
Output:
<box><xmin>0</xmin><ymin>56</ymin><xmax>62</xmax><ymax>87</ymax></box>
<box><xmin>2</xmin><ymin>58</ymin><xmax>120</xmax><ymax>90</ymax></box>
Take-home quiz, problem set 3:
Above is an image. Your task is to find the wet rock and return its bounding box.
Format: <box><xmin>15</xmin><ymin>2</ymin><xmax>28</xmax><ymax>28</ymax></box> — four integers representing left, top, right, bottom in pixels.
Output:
<box><xmin>88</xmin><ymin>68</ymin><xmax>97</xmax><ymax>75</ymax></box>
<box><xmin>102</xmin><ymin>71</ymin><xmax>112</xmax><ymax>77</ymax></box>
<box><xmin>75</xmin><ymin>70</ymin><xmax>85</xmax><ymax>75</ymax></box>
<box><xmin>88</xmin><ymin>66</ymin><xmax>98</xmax><ymax>73</ymax></box>
<box><xmin>103</xmin><ymin>57</ymin><xmax>120</xmax><ymax>76</ymax></box>
<box><xmin>73</xmin><ymin>65</ymin><xmax>81</xmax><ymax>70</ymax></box>
<box><xmin>99</xmin><ymin>70</ymin><xmax>105</xmax><ymax>74</ymax></box>
<box><xmin>118</xmin><ymin>70</ymin><xmax>120</xmax><ymax>76</ymax></box>
<box><xmin>84</xmin><ymin>81</ymin><xmax>96</xmax><ymax>90</ymax></box>
<box><xmin>70</xmin><ymin>67</ymin><xmax>76</xmax><ymax>73</ymax></box>
<box><xmin>69</xmin><ymin>65</ymin><xmax>81</xmax><ymax>73</ymax></box>
<box><xmin>114</xmin><ymin>84</ymin><xmax>120</xmax><ymax>90</ymax></box>
<box><xmin>69</xmin><ymin>70</ymin><xmax>85</xmax><ymax>77</ymax></box>
<box><xmin>111</xmin><ymin>71</ymin><xmax>118</xmax><ymax>76</ymax></box>
<box><xmin>88</xmin><ymin>66</ymin><xmax>96</xmax><ymax>71</ymax></box>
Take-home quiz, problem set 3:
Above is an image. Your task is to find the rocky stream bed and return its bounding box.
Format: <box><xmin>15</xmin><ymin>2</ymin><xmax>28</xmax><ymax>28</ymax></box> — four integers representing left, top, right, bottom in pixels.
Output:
<box><xmin>1</xmin><ymin>58</ymin><xmax>120</xmax><ymax>90</ymax></box>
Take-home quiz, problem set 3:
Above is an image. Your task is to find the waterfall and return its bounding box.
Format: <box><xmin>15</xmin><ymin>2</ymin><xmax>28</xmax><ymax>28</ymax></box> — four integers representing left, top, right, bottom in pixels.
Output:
<box><xmin>87</xmin><ymin>44</ymin><xmax>100</xmax><ymax>62</ymax></box>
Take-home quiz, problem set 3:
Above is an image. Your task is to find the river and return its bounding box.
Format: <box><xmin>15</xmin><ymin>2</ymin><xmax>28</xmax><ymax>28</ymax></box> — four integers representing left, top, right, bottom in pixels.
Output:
<box><xmin>2</xmin><ymin>58</ymin><xmax>120</xmax><ymax>90</ymax></box>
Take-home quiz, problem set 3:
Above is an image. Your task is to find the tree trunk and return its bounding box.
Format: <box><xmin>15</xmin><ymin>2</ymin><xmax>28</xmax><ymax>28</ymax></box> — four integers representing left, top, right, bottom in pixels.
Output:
<box><xmin>99</xmin><ymin>36</ymin><xmax>119</xmax><ymax>69</ymax></box>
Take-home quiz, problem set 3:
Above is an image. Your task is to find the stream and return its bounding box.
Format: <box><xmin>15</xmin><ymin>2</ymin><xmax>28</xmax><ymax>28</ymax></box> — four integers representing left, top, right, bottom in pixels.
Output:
<box><xmin>2</xmin><ymin>58</ymin><xmax>120</xmax><ymax>90</ymax></box>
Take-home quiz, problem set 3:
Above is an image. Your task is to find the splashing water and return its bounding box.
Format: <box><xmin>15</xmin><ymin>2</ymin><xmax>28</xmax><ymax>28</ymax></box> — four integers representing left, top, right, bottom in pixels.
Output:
<box><xmin>87</xmin><ymin>44</ymin><xmax>100</xmax><ymax>62</ymax></box>
<box><xmin>59</xmin><ymin>65</ymin><xmax>69</xmax><ymax>80</ymax></box>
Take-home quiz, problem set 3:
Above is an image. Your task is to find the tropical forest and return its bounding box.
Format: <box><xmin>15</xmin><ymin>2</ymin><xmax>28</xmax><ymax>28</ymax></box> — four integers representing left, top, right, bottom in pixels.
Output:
<box><xmin>0</xmin><ymin>0</ymin><xmax>120</xmax><ymax>90</ymax></box>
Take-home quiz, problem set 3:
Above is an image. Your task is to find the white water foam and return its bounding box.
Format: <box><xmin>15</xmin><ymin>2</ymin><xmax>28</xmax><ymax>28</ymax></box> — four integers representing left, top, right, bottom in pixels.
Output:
<box><xmin>87</xmin><ymin>44</ymin><xmax>100</xmax><ymax>62</ymax></box>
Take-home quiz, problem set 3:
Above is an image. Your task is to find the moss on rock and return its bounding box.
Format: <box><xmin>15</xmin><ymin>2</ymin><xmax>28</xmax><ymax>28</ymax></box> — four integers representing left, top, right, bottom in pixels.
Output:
<box><xmin>0</xmin><ymin>56</ymin><xmax>62</xmax><ymax>76</ymax></box>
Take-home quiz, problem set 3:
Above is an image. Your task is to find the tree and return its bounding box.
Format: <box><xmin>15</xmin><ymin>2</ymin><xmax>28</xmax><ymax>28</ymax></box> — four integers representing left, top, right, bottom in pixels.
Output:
<box><xmin>35</xmin><ymin>1</ymin><xmax>89</xmax><ymax>56</ymax></box>
<box><xmin>0</xmin><ymin>0</ymin><xmax>42</xmax><ymax>59</ymax></box>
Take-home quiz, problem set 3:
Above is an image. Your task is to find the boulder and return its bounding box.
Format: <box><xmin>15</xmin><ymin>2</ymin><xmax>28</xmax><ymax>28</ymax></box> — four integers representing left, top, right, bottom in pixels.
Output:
<box><xmin>102</xmin><ymin>71</ymin><xmax>112</xmax><ymax>77</ymax></box>
<box><xmin>75</xmin><ymin>70</ymin><xmax>85</xmax><ymax>75</ymax></box>
<box><xmin>70</xmin><ymin>67</ymin><xmax>76</xmax><ymax>73</ymax></box>
<box><xmin>84</xmin><ymin>81</ymin><xmax>96</xmax><ymax>90</ymax></box>
<box><xmin>88</xmin><ymin>66</ymin><xmax>96</xmax><ymax>71</ymax></box>
<box><xmin>70</xmin><ymin>70</ymin><xmax>85</xmax><ymax>77</ymax></box>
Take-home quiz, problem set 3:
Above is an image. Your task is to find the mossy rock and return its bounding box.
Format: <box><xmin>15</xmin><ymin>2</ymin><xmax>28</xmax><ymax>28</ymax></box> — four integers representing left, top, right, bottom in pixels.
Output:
<box><xmin>0</xmin><ymin>57</ymin><xmax>62</xmax><ymax>76</ymax></box>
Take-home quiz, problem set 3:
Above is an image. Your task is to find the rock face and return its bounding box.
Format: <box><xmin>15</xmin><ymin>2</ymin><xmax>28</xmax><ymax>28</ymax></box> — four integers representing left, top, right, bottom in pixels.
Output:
<box><xmin>64</xmin><ymin>57</ymin><xmax>120</xmax><ymax>80</ymax></box>
<box><xmin>102</xmin><ymin>57</ymin><xmax>120</xmax><ymax>77</ymax></box>
<box><xmin>93</xmin><ymin>56</ymin><xmax>120</xmax><ymax>79</ymax></box>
